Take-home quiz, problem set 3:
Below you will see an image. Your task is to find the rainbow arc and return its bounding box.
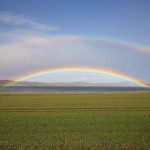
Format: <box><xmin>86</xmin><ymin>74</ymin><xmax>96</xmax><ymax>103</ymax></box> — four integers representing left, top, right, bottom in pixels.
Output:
<box><xmin>1</xmin><ymin>35</ymin><xmax>150</xmax><ymax>54</ymax></box>
<box><xmin>3</xmin><ymin>67</ymin><xmax>149</xmax><ymax>88</ymax></box>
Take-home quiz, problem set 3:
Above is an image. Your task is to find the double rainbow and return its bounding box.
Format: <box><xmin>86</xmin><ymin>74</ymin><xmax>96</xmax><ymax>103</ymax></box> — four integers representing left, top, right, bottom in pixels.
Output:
<box><xmin>3</xmin><ymin>67</ymin><xmax>149</xmax><ymax>88</ymax></box>
<box><xmin>1</xmin><ymin>35</ymin><xmax>149</xmax><ymax>88</ymax></box>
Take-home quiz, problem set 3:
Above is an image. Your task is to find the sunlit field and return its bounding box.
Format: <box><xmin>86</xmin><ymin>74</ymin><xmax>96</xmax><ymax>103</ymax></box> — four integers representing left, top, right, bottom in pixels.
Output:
<box><xmin>0</xmin><ymin>92</ymin><xmax>150</xmax><ymax>150</ymax></box>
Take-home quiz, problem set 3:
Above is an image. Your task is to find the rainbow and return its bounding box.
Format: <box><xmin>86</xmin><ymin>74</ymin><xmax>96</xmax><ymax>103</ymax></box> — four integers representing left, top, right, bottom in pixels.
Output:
<box><xmin>3</xmin><ymin>67</ymin><xmax>149</xmax><ymax>88</ymax></box>
<box><xmin>0</xmin><ymin>35</ymin><xmax>150</xmax><ymax>54</ymax></box>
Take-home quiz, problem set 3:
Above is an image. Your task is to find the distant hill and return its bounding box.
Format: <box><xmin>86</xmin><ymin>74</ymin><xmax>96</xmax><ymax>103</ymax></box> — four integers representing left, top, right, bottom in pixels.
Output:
<box><xmin>0</xmin><ymin>80</ymin><xmax>13</xmax><ymax>86</ymax></box>
<box><xmin>0</xmin><ymin>80</ymin><xmax>145</xmax><ymax>87</ymax></box>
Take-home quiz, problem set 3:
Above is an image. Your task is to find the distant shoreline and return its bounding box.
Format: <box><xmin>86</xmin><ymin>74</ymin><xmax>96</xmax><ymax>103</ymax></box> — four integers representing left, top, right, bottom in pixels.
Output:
<box><xmin>0</xmin><ymin>91</ymin><xmax>150</xmax><ymax>95</ymax></box>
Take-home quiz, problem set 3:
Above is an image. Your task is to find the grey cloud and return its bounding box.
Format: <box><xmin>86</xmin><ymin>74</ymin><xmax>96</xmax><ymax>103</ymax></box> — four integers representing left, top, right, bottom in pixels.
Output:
<box><xmin>0</xmin><ymin>11</ymin><xmax>59</xmax><ymax>32</ymax></box>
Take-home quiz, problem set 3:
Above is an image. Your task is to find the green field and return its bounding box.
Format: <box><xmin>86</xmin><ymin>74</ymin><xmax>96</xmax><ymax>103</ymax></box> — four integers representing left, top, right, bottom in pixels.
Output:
<box><xmin>0</xmin><ymin>92</ymin><xmax>150</xmax><ymax>150</ymax></box>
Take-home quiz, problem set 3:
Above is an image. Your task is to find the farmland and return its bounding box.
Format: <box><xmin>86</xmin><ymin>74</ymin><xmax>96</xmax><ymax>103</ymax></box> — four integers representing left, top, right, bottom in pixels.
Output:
<box><xmin>0</xmin><ymin>92</ymin><xmax>150</xmax><ymax>150</ymax></box>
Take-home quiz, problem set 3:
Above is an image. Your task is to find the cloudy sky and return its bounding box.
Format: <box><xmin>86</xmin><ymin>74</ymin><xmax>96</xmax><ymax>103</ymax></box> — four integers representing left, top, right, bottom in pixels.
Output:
<box><xmin>0</xmin><ymin>0</ymin><xmax>150</xmax><ymax>84</ymax></box>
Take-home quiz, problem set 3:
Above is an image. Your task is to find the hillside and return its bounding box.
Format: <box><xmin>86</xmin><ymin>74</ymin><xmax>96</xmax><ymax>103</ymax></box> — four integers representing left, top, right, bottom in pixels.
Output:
<box><xmin>0</xmin><ymin>80</ymin><xmax>141</xmax><ymax>87</ymax></box>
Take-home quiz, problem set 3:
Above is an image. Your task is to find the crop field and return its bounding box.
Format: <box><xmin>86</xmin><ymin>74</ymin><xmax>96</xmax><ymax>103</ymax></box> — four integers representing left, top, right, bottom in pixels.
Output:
<box><xmin>0</xmin><ymin>92</ymin><xmax>150</xmax><ymax>150</ymax></box>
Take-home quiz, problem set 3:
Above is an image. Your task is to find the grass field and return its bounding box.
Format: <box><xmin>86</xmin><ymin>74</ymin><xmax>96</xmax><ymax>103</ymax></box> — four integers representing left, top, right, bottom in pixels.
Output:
<box><xmin>0</xmin><ymin>92</ymin><xmax>150</xmax><ymax>150</ymax></box>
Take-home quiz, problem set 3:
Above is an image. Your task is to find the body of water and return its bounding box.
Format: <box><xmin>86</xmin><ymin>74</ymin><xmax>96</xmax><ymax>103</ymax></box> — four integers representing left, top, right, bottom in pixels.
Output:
<box><xmin>0</xmin><ymin>86</ymin><xmax>149</xmax><ymax>93</ymax></box>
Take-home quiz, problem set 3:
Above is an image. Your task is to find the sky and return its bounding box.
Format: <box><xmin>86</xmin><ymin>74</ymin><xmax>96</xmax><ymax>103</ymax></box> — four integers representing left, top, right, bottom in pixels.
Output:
<box><xmin>0</xmin><ymin>0</ymin><xmax>150</xmax><ymax>85</ymax></box>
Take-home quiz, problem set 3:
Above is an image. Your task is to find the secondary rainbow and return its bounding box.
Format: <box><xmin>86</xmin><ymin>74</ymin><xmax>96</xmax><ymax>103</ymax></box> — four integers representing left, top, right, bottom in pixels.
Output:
<box><xmin>1</xmin><ymin>35</ymin><xmax>150</xmax><ymax>54</ymax></box>
<box><xmin>3</xmin><ymin>67</ymin><xmax>149</xmax><ymax>88</ymax></box>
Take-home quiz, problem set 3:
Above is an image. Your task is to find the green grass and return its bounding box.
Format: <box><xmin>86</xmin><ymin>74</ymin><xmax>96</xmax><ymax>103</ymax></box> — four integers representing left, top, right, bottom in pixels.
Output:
<box><xmin>0</xmin><ymin>92</ymin><xmax>150</xmax><ymax>150</ymax></box>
